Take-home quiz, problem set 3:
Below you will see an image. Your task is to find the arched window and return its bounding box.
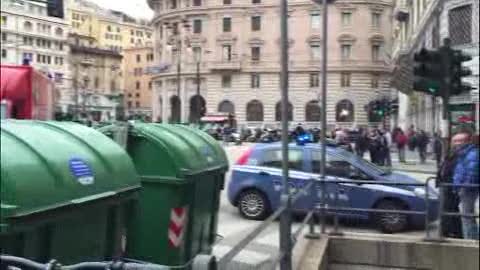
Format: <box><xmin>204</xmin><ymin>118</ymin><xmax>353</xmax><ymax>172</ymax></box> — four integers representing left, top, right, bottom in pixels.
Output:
<box><xmin>189</xmin><ymin>95</ymin><xmax>206</xmax><ymax>122</ymax></box>
<box><xmin>305</xmin><ymin>100</ymin><xmax>321</xmax><ymax>122</ymax></box>
<box><xmin>24</xmin><ymin>21</ymin><xmax>32</xmax><ymax>31</ymax></box>
<box><xmin>246</xmin><ymin>100</ymin><xmax>263</xmax><ymax>121</ymax></box>
<box><xmin>170</xmin><ymin>95</ymin><xmax>181</xmax><ymax>123</ymax></box>
<box><xmin>55</xmin><ymin>27</ymin><xmax>63</xmax><ymax>36</ymax></box>
<box><xmin>275</xmin><ymin>101</ymin><xmax>293</xmax><ymax>121</ymax></box>
<box><xmin>336</xmin><ymin>99</ymin><xmax>354</xmax><ymax>122</ymax></box>
<box><xmin>218</xmin><ymin>100</ymin><xmax>235</xmax><ymax>114</ymax></box>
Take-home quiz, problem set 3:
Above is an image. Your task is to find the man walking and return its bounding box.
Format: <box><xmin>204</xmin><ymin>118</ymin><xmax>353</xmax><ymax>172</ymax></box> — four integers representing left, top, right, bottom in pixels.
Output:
<box><xmin>433</xmin><ymin>132</ymin><xmax>443</xmax><ymax>169</ymax></box>
<box><xmin>383</xmin><ymin>128</ymin><xmax>393</xmax><ymax>167</ymax></box>
<box><xmin>452</xmin><ymin>127</ymin><xmax>479</xmax><ymax>240</ymax></box>
<box><xmin>395</xmin><ymin>128</ymin><xmax>408</xmax><ymax>163</ymax></box>
<box><xmin>417</xmin><ymin>130</ymin><xmax>429</xmax><ymax>164</ymax></box>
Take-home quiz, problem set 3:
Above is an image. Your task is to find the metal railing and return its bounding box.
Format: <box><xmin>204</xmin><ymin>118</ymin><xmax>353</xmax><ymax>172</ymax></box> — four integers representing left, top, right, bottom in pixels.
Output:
<box><xmin>219</xmin><ymin>176</ymin><xmax>479</xmax><ymax>269</ymax></box>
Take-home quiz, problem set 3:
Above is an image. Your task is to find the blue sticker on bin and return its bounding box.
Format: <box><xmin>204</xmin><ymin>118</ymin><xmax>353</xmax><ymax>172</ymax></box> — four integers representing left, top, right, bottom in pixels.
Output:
<box><xmin>69</xmin><ymin>157</ymin><xmax>95</xmax><ymax>185</ymax></box>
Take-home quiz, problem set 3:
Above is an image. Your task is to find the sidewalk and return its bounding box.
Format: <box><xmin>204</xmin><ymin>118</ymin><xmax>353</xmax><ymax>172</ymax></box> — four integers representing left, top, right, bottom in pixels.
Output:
<box><xmin>374</xmin><ymin>149</ymin><xmax>439</xmax><ymax>175</ymax></box>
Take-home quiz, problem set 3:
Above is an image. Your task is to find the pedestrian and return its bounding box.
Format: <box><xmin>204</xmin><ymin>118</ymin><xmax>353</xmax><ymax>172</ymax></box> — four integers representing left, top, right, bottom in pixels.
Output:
<box><xmin>369</xmin><ymin>129</ymin><xmax>384</xmax><ymax>165</ymax></box>
<box><xmin>437</xmin><ymin>141</ymin><xmax>463</xmax><ymax>238</ymax></box>
<box><xmin>417</xmin><ymin>130</ymin><xmax>429</xmax><ymax>164</ymax></box>
<box><xmin>407</xmin><ymin>125</ymin><xmax>417</xmax><ymax>151</ymax></box>
<box><xmin>355</xmin><ymin>128</ymin><xmax>369</xmax><ymax>158</ymax></box>
<box><xmin>433</xmin><ymin>132</ymin><xmax>443</xmax><ymax>169</ymax></box>
<box><xmin>395</xmin><ymin>128</ymin><xmax>408</xmax><ymax>163</ymax></box>
<box><xmin>383</xmin><ymin>128</ymin><xmax>393</xmax><ymax>167</ymax></box>
<box><xmin>451</xmin><ymin>127</ymin><xmax>479</xmax><ymax>240</ymax></box>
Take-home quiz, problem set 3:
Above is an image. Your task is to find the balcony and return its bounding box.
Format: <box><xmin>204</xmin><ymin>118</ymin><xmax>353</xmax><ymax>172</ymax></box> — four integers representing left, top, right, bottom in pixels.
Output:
<box><xmin>209</xmin><ymin>60</ymin><xmax>241</xmax><ymax>71</ymax></box>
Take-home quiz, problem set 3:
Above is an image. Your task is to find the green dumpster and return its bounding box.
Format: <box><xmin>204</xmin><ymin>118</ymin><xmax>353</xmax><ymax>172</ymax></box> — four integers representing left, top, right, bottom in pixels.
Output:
<box><xmin>122</xmin><ymin>123</ymin><xmax>228</xmax><ymax>266</ymax></box>
<box><xmin>0</xmin><ymin>120</ymin><xmax>140</xmax><ymax>264</ymax></box>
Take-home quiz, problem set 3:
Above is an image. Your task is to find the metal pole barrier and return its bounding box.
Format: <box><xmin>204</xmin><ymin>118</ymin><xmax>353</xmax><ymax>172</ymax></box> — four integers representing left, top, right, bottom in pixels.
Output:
<box><xmin>319</xmin><ymin>0</ymin><xmax>329</xmax><ymax>235</ymax></box>
<box><xmin>436</xmin><ymin>184</ymin><xmax>445</xmax><ymax>241</ymax></box>
<box><xmin>330</xmin><ymin>184</ymin><xmax>343</xmax><ymax>236</ymax></box>
<box><xmin>279</xmin><ymin>0</ymin><xmax>292</xmax><ymax>269</ymax></box>
<box><xmin>424</xmin><ymin>177</ymin><xmax>434</xmax><ymax>241</ymax></box>
<box><xmin>306</xmin><ymin>178</ymin><xmax>320</xmax><ymax>239</ymax></box>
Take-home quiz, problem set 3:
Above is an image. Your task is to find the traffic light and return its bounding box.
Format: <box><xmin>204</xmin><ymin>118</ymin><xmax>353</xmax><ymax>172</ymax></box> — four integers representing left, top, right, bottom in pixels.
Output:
<box><xmin>47</xmin><ymin>0</ymin><xmax>64</xmax><ymax>19</ymax></box>
<box><xmin>412</xmin><ymin>48</ymin><xmax>443</xmax><ymax>96</ymax></box>
<box><xmin>450</xmin><ymin>50</ymin><xmax>473</xmax><ymax>95</ymax></box>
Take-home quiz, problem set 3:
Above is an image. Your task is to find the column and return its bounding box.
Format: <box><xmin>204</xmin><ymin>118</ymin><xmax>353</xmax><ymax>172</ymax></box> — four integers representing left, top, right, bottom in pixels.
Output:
<box><xmin>180</xmin><ymin>78</ymin><xmax>188</xmax><ymax>122</ymax></box>
<box><xmin>162</xmin><ymin>86</ymin><xmax>168</xmax><ymax>123</ymax></box>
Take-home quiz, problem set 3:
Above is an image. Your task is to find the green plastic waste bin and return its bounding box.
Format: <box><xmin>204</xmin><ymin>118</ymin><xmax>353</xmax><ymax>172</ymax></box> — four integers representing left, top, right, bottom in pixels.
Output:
<box><xmin>122</xmin><ymin>123</ymin><xmax>228</xmax><ymax>266</ymax></box>
<box><xmin>0</xmin><ymin>120</ymin><xmax>140</xmax><ymax>264</ymax></box>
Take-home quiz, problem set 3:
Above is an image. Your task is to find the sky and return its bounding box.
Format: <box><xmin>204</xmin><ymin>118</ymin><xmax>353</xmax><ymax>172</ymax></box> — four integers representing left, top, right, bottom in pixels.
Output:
<box><xmin>91</xmin><ymin>0</ymin><xmax>154</xmax><ymax>20</ymax></box>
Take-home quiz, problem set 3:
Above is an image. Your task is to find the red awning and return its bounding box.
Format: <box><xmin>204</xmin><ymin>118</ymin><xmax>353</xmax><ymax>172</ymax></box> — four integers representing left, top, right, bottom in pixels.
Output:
<box><xmin>0</xmin><ymin>65</ymin><xmax>31</xmax><ymax>101</ymax></box>
<box><xmin>201</xmin><ymin>116</ymin><xmax>228</xmax><ymax>122</ymax></box>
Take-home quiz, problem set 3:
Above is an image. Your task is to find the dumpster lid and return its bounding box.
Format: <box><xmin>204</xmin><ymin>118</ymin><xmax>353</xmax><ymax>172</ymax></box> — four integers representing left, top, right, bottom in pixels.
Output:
<box><xmin>129</xmin><ymin>123</ymin><xmax>229</xmax><ymax>178</ymax></box>
<box><xmin>0</xmin><ymin>120</ymin><xmax>140</xmax><ymax>220</ymax></box>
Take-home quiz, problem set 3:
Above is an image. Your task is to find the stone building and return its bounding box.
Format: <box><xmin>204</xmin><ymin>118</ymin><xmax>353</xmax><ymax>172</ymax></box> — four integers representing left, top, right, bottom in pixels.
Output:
<box><xmin>148</xmin><ymin>0</ymin><xmax>394</xmax><ymax>128</ymax></box>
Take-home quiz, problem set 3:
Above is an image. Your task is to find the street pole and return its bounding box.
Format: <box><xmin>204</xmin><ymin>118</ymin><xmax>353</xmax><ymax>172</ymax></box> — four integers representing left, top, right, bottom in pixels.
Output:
<box><xmin>74</xmin><ymin>63</ymin><xmax>79</xmax><ymax>120</ymax></box>
<box><xmin>320</xmin><ymin>0</ymin><xmax>329</xmax><ymax>234</ymax></box>
<box><xmin>279</xmin><ymin>0</ymin><xmax>291</xmax><ymax>269</ymax></box>
<box><xmin>196</xmin><ymin>60</ymin><xmax>201</xmax><ymax>123</ymax></box>
<box><xmin>176</xmin><ymin>39</ymin><xmax>181</xmax><ymax>123</ymax></box>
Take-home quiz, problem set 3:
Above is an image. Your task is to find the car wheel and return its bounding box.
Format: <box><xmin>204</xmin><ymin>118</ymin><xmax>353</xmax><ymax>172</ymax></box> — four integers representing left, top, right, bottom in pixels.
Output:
<box><xmin>374</xmin><ymin>200</ymin><xmax>408</xmax><ymax>233</ymax></box>
<box><xmin>237</xmin><ymin>190</ymin><xmax>270</xmax><ymax>220</ymax></box>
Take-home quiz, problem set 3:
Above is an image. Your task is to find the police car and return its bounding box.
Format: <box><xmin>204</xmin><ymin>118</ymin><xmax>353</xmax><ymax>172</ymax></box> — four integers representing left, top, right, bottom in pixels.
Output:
<box><xmin>227</xmin><ymin>138</ymin><xmax>439</xmax><ymax>233</ymax></box>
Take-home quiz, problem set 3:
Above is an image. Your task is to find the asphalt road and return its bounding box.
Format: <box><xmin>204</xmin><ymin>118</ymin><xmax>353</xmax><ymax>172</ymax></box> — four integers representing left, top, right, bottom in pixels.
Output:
<box><xmin>213</xmin><ymin>143</ymin><xmax>438</xmax><ymax>265</ymax></box>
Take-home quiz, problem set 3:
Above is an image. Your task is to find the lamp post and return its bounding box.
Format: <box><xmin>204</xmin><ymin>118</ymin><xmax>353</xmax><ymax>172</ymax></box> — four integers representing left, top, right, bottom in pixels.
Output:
<box><xmin>165</xmin><ymin>20</ymin><xmax>191</xmax><ymax>123</ymax></box>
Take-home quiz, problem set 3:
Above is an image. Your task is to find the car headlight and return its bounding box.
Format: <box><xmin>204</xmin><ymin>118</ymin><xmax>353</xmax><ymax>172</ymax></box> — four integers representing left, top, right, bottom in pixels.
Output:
<box><xmin>414</xmin><ymin>187</ymin><xmax>438</xmax><ymax>199</ymax></box>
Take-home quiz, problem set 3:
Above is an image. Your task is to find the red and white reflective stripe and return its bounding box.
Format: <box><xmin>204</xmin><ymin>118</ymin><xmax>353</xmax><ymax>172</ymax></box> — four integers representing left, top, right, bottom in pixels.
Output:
<box><xmin>168</xmin><ymin>206</ymin><xmax>188</xmax><ymax>248</ymax></box>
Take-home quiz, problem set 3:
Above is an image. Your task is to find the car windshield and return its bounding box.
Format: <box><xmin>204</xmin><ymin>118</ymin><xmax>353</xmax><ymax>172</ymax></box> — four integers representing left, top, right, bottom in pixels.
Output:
<box><xmin>336</xmin><ymin>148</ymin><xmax>389</xmax><ymax>175</ymax></box>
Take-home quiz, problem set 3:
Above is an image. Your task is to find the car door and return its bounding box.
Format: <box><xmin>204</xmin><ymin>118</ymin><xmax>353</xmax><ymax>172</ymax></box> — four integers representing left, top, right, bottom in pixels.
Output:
<box><xmin>258</xmin><ymin>147</ymin><xmax>310</xmax><ymax>211</ymax></box>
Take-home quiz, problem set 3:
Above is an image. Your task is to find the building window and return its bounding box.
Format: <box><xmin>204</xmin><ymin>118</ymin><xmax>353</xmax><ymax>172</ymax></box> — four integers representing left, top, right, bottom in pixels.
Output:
<box><xmin>449</xmin><ymin>5</ymin><xmax>472</xmax><ymax>46</ymax></box>
<box><xmin>94</xmin><ymin>77</ymin><xmax>99</xmax><ymax>88</ymax></box>
<box><xmin>193</xmin><ymin>19</ymin><xmax>202</xmax><ymax>34</ymax></box>
<box><xmin>148</xmin><ymin>82</ymin><xmax>152</xmax><ymax>89</ymax></box>
<box><xmin>252</xmin><ymin>0</ymin><xmax>261</xmax><ymax>4</ymax></box>
<box><xmin>371</xmin><ymin>13</ymin><xmax>381</xmax><ymax>28</ymax></box>
<box><xmin>341</xmin><ymin>12</ymin><xmax>352</xmax><ymax>26</ymax></box>
<box><xmin>136</xmin><ymin>81</ymin><xmax>141</xmax><ymax>89</ymax></box>
<box><xmin>311</xmin><ymin>14</ymin><xmax>321</xmax><ymax>29</ymax></box>
<box><xmin>336</xmin><ymin>99</ymin><xmax>354</xmax><ymax>122</ymax></box>
<box><xmin>128</xmin><ymin>101</ymin><xmax>132</xmax><ymax>108</ymax></box>
<box><xmin>54</xmin><ymin>73</ymin><xmax>63</xmax><ymax>83</ymax></box>
<box><xmin>136</xmin><ymin>93</ymin><xmax>140</xmax><ymax>98</ymax></box>
<box><xmin>251</xmin><ymin>47</ymin><xmax>261</xmax><ymax>61</ymax></box>
<box><xmin>170</xmin><ymin>0</ymin><xmax>177</xmax><ymax>9</ymax></box>
<box><xmin>340</xmin><ymin>72</ymin><xmax>351</xmax><ymax>87</ymax></box>
<box><xmin>310</xmin><ymin>73</ymin><xmax>319</xmax><ymax>88</ymax></box>
<box><xmin>251</xmin><ymin>73</ymin><xmax>260</xmax><ymax>88</ymax></box>
<box><xmin>341</xmin><ymin>44</ymin><xmax>351</xmax><ymax>60</ymax></box>
<box><xmin>218</xmin><ymin>100</ymin><xmax>235</xmax><ymax>114</ymax></box>
<box><xmin>251</xmin><ymin>16</ymin><xmax>261</xmax><ymax>31</ymax></box>
<box><xmin>246</xmin><ymin>100</ymin><xmax>263</xmax><ymax>121</ymax></box>
<box><xmin>193</xmin><ymin>0</ymin><xmax>202</xmax><ymax>6</ymax></box>
<box><xmin>1</xmin><ymin>16</ymin><xmax>7</xmax><ymax>26</ymax></box>
<box><xmin>371</xmin><ymin>45</ymin><xmax>381</xmax><ymax>61</ymax></box>
<box><xmin>24</xmin><ymin>21</ymin><xmax>32</xmax><ymax>31</ymax></box>
<box><xmin>223</xmin><ymin>0</ymin><xmax>232</xmax><ymax>4</ymax></box>
<box><xmin>136</xmin><ymin>102</ymin><xmax>140</xmax><ymax>108</ymax></box>
<box><xmin>222</xmin><ymin>74</ymin><xmax>232</xmax><ymax>88</ymax></box>
<box><xmin>136</xmin><ymin>54</ymin><xmax>141</xmax><ymax>63</ymax></box>
<box><xmin>223</xmin><ymin>17</ymin><xmax>231</xmax><ymax>32</ymax></box>
<box><xmin>1</xmin><ymin>49</ymin><xmax>7</xmax><ymax>58</ymax></box>
<box><xmin>55</xmin><ymin>27</ymin><xmax>63</xmax><ymax>36</ymax></box>
<box><xmin>275</xmin><ymin>102</ymin><xmax>293</xmax><ymax>121</ymax></box>
<box><xmin>371</xmin><ymin>74</ymin><xmax>379</xmax><ymax>88</ymax></box>
<box><xmin>305</xmin><ymin>100</ymin><xmax>321</xmax><ymax>122</ymax></box>
<box><xmin>311</xmin><ymin>45</ymin><xmax>321</xmax><ymax>60</ymax></box>
<box><xmin>1</xmin><ymin>33</ymin><xmax>6</xmax><ymax>41</ymax></box>
<box><xmin>222</xmin><ymin>45</ymin><xmax>232</xmax><ymax>61</ymax></box>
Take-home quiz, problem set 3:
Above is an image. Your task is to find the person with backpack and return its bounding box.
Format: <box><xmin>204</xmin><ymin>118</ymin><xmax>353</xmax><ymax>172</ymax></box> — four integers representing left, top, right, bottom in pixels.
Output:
<box><xmin>395</xmin><ymin>128</ymin><xmax>408</xmax><ymax>163</ymax></box>
<box><xmin>407</xmin><ymin>125</ymin><xmax>417</xmax><ymax>151</ymax></box>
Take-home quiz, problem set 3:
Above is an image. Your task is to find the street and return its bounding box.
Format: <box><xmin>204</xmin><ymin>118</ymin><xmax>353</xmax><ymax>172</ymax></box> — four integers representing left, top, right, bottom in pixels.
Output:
<box><xmin>213</xmin><ymin>143</ymin><xmax>439</xmax><ymax>264</ymax></box>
